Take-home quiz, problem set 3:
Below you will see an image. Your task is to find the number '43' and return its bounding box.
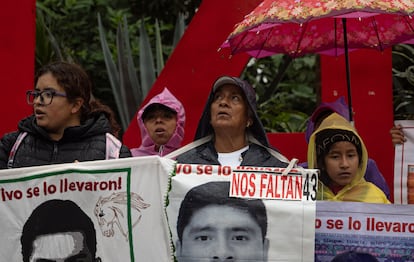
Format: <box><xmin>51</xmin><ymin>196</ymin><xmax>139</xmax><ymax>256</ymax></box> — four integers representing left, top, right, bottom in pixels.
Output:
<box><xmin>303</xmin><ymin>173</ymin><xmax>317</xmax><ymax>201</ymax></box>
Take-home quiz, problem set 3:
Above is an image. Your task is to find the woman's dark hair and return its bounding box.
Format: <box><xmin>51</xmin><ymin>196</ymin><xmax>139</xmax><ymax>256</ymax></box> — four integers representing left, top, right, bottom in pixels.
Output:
<box><xmin>35</xmin><ymin>61</ymin><xmax>121</xmax><ymax>137</ymax></box>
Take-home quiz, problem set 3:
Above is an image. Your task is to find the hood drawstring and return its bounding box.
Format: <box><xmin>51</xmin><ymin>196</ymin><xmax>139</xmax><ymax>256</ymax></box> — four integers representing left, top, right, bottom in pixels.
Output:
<box><xmin>158</xmin><ymin>144</ymin><xmax>165</xmax><ymax>156</ymax></box>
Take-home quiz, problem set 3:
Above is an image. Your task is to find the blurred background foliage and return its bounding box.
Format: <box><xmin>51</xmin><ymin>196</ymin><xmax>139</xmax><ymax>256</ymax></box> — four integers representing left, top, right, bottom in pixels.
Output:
<box><xmin>35</xmin><ymin>0</ymin><xmax>413</xmax><ymax>135</ymax></box>
<box><xmin>242</xmin><ymin>55</ymin><xmax>319</xmax><ymax>133</ymax></box>
<box><xmin>392</xmin><ymin>44</ymin><xmax>414</xmax><ymax>120</ymax></box>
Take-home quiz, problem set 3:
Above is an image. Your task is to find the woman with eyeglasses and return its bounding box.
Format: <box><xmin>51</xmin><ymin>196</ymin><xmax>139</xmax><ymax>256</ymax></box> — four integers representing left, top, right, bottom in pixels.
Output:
<box><xmin>0</xmin><ymin>61</ymin><xmax>131</xmax><ymax>168</ymax></box>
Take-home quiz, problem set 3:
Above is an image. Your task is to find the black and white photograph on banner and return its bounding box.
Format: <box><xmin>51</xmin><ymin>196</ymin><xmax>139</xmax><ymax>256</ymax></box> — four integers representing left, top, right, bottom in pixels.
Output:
<box><xmin>315</xmin><ymin>201</ymin><xmax>414</xmax><ymax>262</ymax></box>
<box><xmin>0</xmin><ymin>156</ymin><xmax>175</xmax><ymax>261</ymax></box>
<box><xmin>166</xmin><ymin>163</ymin><xmax>318</xmax><ymax>262</ymax></box>
<box><xmin>21</xmin><ymin>199</ymin><xmax>101</xmax><ymax>262</ymax></box>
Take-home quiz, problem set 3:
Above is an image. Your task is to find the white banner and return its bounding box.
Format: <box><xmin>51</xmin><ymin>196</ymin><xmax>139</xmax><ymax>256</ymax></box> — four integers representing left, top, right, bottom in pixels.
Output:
<box><xmin>315</xmin><ymin>201</ymin><xmax>414</xmax><ymax>262</ymax></box>
<box><xmin>2</xmin><ymin>158</ymin><xmax>414</xmax><ymax>261</ymax></box>
<box><xmin>394</xmin><ymin>120</ymin><xmax>414</xmax><ymax>204</ymax></box>
<box><xmin>0</xmin><ymin>156</ymin><xmax>175</xmax><ymax>262</ymax></box>
<box><xmin>166</xmin><ymin>164</ymin><xmax>318</xmax><ymax>262</ymax></box>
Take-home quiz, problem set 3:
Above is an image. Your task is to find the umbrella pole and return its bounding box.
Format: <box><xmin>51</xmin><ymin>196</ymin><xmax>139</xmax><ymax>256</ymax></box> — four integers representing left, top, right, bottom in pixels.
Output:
<box><xmin>342</xmin><ymin>18</ymin><xmax>353</xmax><ymax>122</ymax></box>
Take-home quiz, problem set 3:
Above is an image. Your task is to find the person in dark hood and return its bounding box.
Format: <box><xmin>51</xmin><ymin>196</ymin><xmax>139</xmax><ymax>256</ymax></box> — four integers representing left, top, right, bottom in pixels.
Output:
<box><xmin>301</xmin><ymin>96</ymin><xmax>390</xmax><ymax>200</ymax></box>
<box><xmin>0</xmin><ymin>61</ymin><xmax>131</xmax><ymax>168</ymax></box>
<box><xmin>174</xmin><ymin>76</ymin><xmax>289</xmax><ymax>168</ymax></box>
<box><xmin>131</xmin><ymin>87</ymin><xmax>185</xmax><ymax>157</ymax></box>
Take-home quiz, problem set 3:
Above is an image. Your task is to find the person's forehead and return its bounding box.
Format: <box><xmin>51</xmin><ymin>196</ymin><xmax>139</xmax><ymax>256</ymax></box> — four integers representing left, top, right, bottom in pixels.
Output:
<box><xmin>147</xmin><ymin>108</ymin><xmax>175</xmax><ymax>114</ymax></box>
<box><xmin>35</xmin><ymin>73</ymin><xmax>62</xmax><ymax>89</ymax></box>
<box><xmin>188</xmin><ymin>205</ymin><xmax>260</xmax><ymax>229</ymax></box>
<box><xmin>327</xmin><ymin>141</ymin><xmax>358</xmax><ymax>155</ymax></box>
<box><xmin>142</xmin><ymin>104</ymin><xmax>177</xmax><ymax>121</ymax></box>
<box><xmin>30</xmin><ymin>231</ymin><xmax>86</xmax><ymax>260</ymax></box>
<box><xmin>215</xmin><ymin>84</ymin><xmax>244</xmax><ymax>94</ymax></box>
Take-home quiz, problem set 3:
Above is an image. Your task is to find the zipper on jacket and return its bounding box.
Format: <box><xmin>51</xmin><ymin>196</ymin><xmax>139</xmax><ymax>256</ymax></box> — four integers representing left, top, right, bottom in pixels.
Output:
<box><xmin>52</xmin><ymin>143</ymin><xmax>59</xmax><ymax>161</ymax></box>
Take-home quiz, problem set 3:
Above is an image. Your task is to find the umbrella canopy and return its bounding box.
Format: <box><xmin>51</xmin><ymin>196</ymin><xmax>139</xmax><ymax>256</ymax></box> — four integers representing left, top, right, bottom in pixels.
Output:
<box><xmin>221</xmin><ymin>0</ymin><xmax>414</xmax><ymax>121</ymax></box>
<box><xmin>223</xmin><ymin>0</ymin><xmax>414</xmax><ymax>58</ymax></box>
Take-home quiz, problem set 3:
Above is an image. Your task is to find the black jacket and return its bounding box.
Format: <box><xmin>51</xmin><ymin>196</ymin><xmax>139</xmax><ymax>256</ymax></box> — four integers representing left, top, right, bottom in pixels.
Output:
<box><xmin>176</xmin><ymin>140</ymin><xmax>288</xmax><ymax>168</ymax></box>
<box><xmin>0</xmin><ymin>113</ymin><xmax>131</xmax><ymax>169</ymax></box>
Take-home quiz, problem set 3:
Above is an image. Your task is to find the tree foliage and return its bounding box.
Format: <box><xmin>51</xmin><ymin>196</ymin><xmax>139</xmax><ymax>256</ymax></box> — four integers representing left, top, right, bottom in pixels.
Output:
<box><xmin>36</xmin><ymin>0</ymin><xmax>132</xmax><ymax>113</ymax></box>
<box><xmin>242</xmin><ymin>55</ymin><xmax>319</xmax><ymax>132</ymax></box>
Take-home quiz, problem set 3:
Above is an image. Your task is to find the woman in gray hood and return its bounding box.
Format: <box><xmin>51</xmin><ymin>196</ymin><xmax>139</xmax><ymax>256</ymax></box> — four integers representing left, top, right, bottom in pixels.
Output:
<box><xmin>174</xmin><ymin>76</ymin><xmax>289</xmax><ymax>168</ymax></box>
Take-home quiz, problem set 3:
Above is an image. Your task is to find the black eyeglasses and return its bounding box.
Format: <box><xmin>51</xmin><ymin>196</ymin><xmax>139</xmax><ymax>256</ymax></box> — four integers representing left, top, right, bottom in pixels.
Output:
<box><xmin>26</xmin><ymin>90</ymin><xmax>67</xmax><ymax>105</ymax></box>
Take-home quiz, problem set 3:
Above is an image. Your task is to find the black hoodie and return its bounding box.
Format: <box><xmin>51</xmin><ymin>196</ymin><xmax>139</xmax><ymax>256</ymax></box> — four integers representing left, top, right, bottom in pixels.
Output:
<box><xmin>0</xmin><ymin>113</ymin><xmax>131</xmax><ymax>168</ymax></box>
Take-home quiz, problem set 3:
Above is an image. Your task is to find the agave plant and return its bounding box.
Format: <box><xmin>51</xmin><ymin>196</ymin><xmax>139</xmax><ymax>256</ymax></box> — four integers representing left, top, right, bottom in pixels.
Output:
<box><xmin>35</xmin><ymin>4</ymin><xmax>69</xmax><ymax>70</ymax></box>
<box><xmin>98</xmin><ymin>13</ymin><xmax>186</xmax><ymax>130</ymax></box>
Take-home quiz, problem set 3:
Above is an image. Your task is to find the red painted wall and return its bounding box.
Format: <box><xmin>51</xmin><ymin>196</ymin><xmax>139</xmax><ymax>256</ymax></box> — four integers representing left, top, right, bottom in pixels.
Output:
<box><xmin>0</xmin><ymin>1</ymin><xmax>35</xmax><ymax>135</ymax></box>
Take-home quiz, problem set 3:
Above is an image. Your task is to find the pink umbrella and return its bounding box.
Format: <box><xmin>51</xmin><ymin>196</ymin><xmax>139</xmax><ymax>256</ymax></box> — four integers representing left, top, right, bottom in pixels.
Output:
<box><xmin>221</xmin><ymin>0</ymin><xmax>414</xmax><ymax>121</ymax></box>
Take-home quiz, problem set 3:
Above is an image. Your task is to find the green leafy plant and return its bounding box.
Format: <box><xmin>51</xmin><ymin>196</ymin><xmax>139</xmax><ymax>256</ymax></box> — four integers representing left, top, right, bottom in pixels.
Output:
<box><xmin>35</xmin><ymin>4</ymin><xmax>68</xmax><ymax>69</ymax></box>
<box><xmin>392</xmin><ymin>44</ymin><xmax>414</xmax><ymax>120</ymax></box>
<box><xmin>98</xmin><ymin>13</ymin><xmax>186</xmax><ymax>130</ymax></box>
<box><xmin>243</xmin><ymin>54</ymin><xmax>319</xmax><ymax>132</ymax></box>
<box><xmin>98</xmin><ymin>13</ymin><xmax>142</xmax><ymax>129</ymax></box>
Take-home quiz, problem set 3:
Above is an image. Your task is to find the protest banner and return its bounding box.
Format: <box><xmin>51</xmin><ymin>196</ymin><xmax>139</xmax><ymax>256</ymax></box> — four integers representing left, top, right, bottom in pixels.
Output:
<box><xmin>3</xmin><ymin>157</ymin><xmax>413</xmax><ymax>262</ymax></box>
<box><xmin>315</xmin><ymin>201</ymin><xmax>414</xmax><ymax>262</ymax></box>
<box><xmin>394</xmin><ymin>120</ymin><xmax>414</xmax><ymax>204</ymax></box>
<box><xmin>0</xmin><ymin>156</ymin><xmax>175</xmax><ymax>261</ymax></box>
<box><xmin>166</xmin><ymin>164</ymin><xmax>318</xmax><ymax>262</ymax></box>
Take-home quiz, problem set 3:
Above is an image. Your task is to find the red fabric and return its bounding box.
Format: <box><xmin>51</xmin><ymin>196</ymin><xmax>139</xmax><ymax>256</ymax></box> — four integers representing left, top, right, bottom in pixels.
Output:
<box><xmin>0</xmin><ymin>1</ymin><xmax>35</xmax><ymax>136</ymax></box>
